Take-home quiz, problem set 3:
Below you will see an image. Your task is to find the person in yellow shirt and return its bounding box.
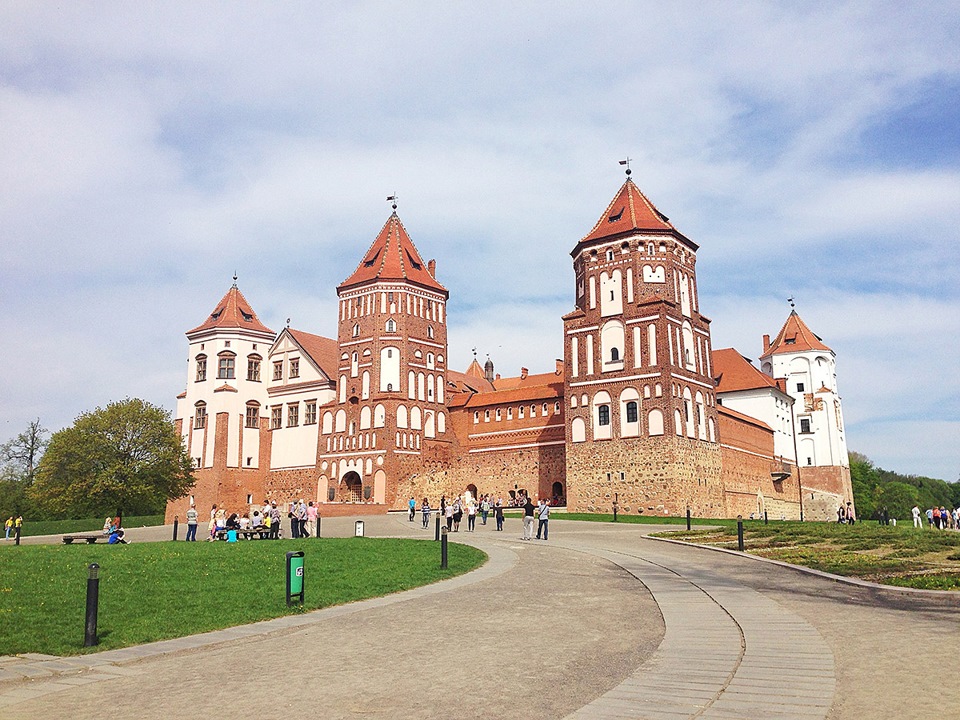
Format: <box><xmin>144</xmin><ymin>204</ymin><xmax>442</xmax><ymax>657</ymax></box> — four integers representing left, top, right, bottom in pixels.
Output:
<box><xmin>4</xmin><ymin>516</ymin><xmax>12</xmax><ymax>540</ymax></box>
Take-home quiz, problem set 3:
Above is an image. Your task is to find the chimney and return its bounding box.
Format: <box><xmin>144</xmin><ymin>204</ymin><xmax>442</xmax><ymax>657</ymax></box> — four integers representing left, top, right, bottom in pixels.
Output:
<box><xmin>495</xmin><ymin>373</ymin><xmax>501</xmax><ymax>381</ymax></box>
<box><xmin>555</xmin><ymin>359</ymin><xmax>563</xmax><ymax>375</ymax></box>
<box><xmin>427</xmin><ymin>259</ymin><xmax>436</xmax><ymax>277</ymax></box>
<box><xmin>520</xmin><ymin>367</ymin><xmax>528</xmax><ymax>379</ymax></box>
<box><xmin>763</xmin><ymin>334</ymin><xmax>771</xmax><ymax>352</ymax></box>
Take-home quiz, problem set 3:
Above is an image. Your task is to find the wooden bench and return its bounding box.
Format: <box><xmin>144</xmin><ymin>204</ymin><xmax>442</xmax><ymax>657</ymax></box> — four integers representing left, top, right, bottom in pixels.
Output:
<box><xmin>62</xmin><ymin>535</ymin><xmax>103</xmax><ymax>544</ymax></box>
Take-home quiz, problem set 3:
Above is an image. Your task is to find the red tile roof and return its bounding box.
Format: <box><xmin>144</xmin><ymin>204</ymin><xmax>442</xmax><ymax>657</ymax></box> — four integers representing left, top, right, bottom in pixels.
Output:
<box><xmin>492</xmin><ymin>368</ymin><xmax>565</xmax><ymax>391</ymax></box>
<box><xmin>188</xmin><ymin>284</ymin><xmax>274</xmax><ymax>336</ymax></box>
<box><xmin>762</xmin><ymin>311</ymin><xmax>831</xmax><ymax>357</ymax></box>
<box><xmin>339</xmin><ymin>213</ymin><xmax>447</xmax><ymax>295</ymax></box>
<box><xmin>713</xmin><ymin>348</ymin><xmax>781</xmax><ymax>393</ymax></box>
<box><xmin>287</xmin><ymin>329</ymin><xmax>339</xmax><ymax>380</ymax></box>
<box><xmin>462</xmin><ymin>382</ymin><xmax>564</xmax><ymax>408</ymax></box>
<box><xmin>464</xmin><ymin>359</ymin><xmax>486</xmax><ymax>380</ymax></box>
<box><xmin>579</xmin><ymin>179</ymin><xmax>695</xmax><ymax>249</ymax></box>
<box><xmin>717</xmin><ymin>404</ymin><xmax>772</xmax><ymax>432</ymax></box>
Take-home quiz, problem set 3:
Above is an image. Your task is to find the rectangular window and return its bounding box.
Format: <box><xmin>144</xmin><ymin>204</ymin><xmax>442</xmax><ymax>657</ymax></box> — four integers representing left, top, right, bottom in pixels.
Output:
<box><xmin>271</xmin><ymin>407</ymin><xmax>282</xmax><ymax>429</ymax></box>
<box><xmin>245</xmin><ymin>405</ymin><xmax>259</xmax><ymax>428</ymax></box>
<box><xmin>287</xmin><ymin>403</ymin><xmax>299</xmax><ymax>427</ymax></box>
<box><xmin>290</xmin><ymin>358</ymin><xmax>300</xmax><ymax>378</ymax></box>
<box><xmin>194</xmin><ymin>406</ymin><xmax>207</xmax><ymax>429</ymax></box>
<box><xmin>218</xmin><ymin>357</ymin><xmax>235</xmax><ymax>379</ymax></box>
<box><xmin>196</xmin><ymin>357</ymin><xmax>207</xmax><ymax>382</ymax></box>
<box><xmin>247</xmin><ymin>358</ymin><xmax>261</xmax><ymax>382</ymax></box>
<box><xmin>626</xmin><ymin>401</ymin><xmax>638</xmax><ymax>423</ymax></box>
<box><xmin>273</xmin><ymin>361</ymin><xmax>283</xmax><ymax>381</ymax></box>
<box><xmin>304</xmin><ymin>401</ymin><xmax>317</xmax><ymax>425</ymax></box>
<box><xmin>797</xmin><ymin>382</ymin><xmax>805</xmax><ymax>392</ymax></box>
<box><xmin>800</xmin><ymin>418</ymin><xmax>811</xmax><ymax>433</ymax></box>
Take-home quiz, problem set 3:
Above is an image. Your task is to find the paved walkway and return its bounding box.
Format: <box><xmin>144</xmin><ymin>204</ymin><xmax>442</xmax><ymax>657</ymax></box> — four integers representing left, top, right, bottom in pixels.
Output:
<box><xmin>2</xmin><ymin>516</ymin><xmax>957</xmax><ymax>719</ymax></box>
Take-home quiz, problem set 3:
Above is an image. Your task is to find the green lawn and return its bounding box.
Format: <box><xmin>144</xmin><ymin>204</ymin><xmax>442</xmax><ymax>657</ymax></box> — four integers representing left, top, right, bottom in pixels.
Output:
<box><xmin>0</xmin><ymin>538</ymin><xmax>485</xmax><ymax>656</ymax></box>
<box><xmin>659</xmin><ymin>521</ymin><xmax>960</xmax><ymax>590</ymax></box>
<box><xmin>556</xmin><ymin>512</ymin><xmax>737</xmax><ymax>527</ymax></box>
<box><xmin>11</xmin><ymin>515</ymin><xmax>165</xmax><ymax>538</ymax></box>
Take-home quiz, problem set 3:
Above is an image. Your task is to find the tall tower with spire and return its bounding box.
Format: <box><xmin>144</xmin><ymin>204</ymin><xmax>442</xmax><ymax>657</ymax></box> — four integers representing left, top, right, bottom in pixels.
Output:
<box><xmin>761</xmin><ymin>309</ymin><xmax>853</xmax><ymax>520</ymax></box>
<box><xmin>562</xmin><ymin>174</ymin><xmax>724</xmax><ymax>515</ymax></box>
<box><xmin>316</xmin><ymin>210</ymin><xmax>450</xmax><ymax>506</ymax></box>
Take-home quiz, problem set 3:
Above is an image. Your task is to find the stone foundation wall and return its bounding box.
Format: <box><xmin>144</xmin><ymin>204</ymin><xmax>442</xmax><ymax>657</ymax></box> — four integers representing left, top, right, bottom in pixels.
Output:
<box><xmin>565</xmin><ymin>436</ymin><xmax>724</xmax><ymax>517</ymax></box>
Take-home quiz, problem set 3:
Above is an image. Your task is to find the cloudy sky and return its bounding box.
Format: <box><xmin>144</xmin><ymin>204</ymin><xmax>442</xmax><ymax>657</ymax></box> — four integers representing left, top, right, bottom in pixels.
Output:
<box><xmin>1</xmin><ymin>2</ymin><xmax>957</xmax><ymax>481</ymax></box>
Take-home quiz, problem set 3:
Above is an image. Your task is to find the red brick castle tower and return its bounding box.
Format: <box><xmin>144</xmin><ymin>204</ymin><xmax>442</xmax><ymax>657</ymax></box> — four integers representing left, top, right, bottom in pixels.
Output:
<box><xmin>316</xmin><ymin>209</ymin><xmax>450</xmax><ymax>507</ymax></box>
<box><xmin>563</xmin><ymin>172</ymin><xmax>724</xmax><ymax>515</ymax></box>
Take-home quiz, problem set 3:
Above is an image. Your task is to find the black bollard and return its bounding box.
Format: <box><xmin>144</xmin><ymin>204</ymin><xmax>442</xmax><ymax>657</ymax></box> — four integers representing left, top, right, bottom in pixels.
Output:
<box><xmin>84</xmin><ymin>563</ymin><xmax>100</xmax><ymax>647</ymax></box>
<box><xmin>764</xmin><ymin>511</ymin><xmax>768</xmax><ymax>525</ymax></box>
<box><xmin>440</xmin><ymin>527</ymin><xmax>448</xmax><ymax>569</ymax></box>
<box><xmin>172</xmin><ymin>516</ymin><xmax>179</xmax><ymax>541</ymax></box>
<box><xmin>435</xmin><ymin>515</ymin><xmax>441</xmax><ymax>541</ymax></box>
<box><xmin>737</xmin><ymin>516</ymin><xmax>744</xmax><ymax>552</ymax></box>
<box><xmin>317</xmin><ymin>515</ymin><xmax>321</xmax><ymax>538</ymax></box>
<box><xmin>686</xmin><ymin>508</ymin><xmax>692</xmax><ymax>531</ymax></box>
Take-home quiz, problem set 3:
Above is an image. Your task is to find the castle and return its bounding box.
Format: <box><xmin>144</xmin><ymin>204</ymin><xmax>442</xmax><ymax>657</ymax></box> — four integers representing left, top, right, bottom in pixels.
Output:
<box><xmin>166</xmin><ymin>174</ymin><xmax>853</xmax><ymax>523</ymax></box>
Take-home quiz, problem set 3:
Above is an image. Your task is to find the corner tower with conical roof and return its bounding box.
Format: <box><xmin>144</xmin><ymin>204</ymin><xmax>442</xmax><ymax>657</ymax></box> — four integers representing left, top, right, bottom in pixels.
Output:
<box><xmin>316</xmin><ymin>211</ymin><xmax>449</xmax><ymax>507</ymax></box>
<box><xmin>172</xmin><ymin>281</ymin><xmax>276</xmax><ymax>516</ymax></box>
<box><xmin>761</xmin><ymin>309</ymin><xmax>853</xmax><ymax>520</ymax></box>
<box><xmin>562</xmin><ymin>175</ymin><xmax>724</xmax><ymax>515</ymax></box>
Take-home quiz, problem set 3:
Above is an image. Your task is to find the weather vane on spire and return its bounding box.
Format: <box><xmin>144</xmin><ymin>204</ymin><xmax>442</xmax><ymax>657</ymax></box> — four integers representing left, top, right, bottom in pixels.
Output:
<box><xmin>387</xmin><ymin>194</ymin><xmax>398</xmax><ymax>211</ymax></box>
<box><xmin>619</xmin><ymin>157</ymin><xmax>632</xmax><ymax>176</ymax></box>
<box><xmin>232</xmin><ymin>271</ymin><xmax>238</xmax><ymax>288</ymax></box>
<box><xmin>787</xmin><ymin>296</ymin><xmax>796</xmax><ymax>309</ymax></box>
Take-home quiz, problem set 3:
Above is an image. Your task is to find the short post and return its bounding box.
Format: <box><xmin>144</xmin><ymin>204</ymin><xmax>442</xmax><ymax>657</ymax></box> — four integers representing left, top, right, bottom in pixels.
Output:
<box><xmin>764</xmin><ymin>511</ymin><xmax>768</xmax><ymax>525</ymax></box>
<box><xmin>613</xmin><ymin>493</ymin><xmax>619</xmax><ymax>522</ymax></box>
<box><xmin>686</xmin><ymin>507</ymin><xmax>692</xmax><ymax>531</ymax></box>
<box><xmin>172</xmin><ymin>515</ymin><xmax>179</xmax><ymax>541</ymax></box>
<box><xmin>285</xmin><ymin>551</ymin><xmax>305</xmax><ymax>607</ymax></box>
<box><xmin>440</xmin><ymin>527</ymin><xmax>448</xmax><ymax>569</ymax></box>
<box><xmin>316</xmin><ymin>515</ymin><xmax>321</xmax><ymax>538</ymax></box>
<box><xmin>737</xmin><ymin>515</ymin><xmax>744</xmax><ymax>552</ymax></box>
<box><xmin>84</xmin><ymin>563</ymin><xmax>100</xmax><ymax>647</ymax></box>
<box><xmin>435</xmin><ymin>515</ymin><xmax>441</xmax><ymax>541</ymax></box>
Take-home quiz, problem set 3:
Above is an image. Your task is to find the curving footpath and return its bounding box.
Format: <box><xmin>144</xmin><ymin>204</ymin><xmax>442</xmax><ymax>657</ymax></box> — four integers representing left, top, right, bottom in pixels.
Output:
<box><xmin>1</xmin><ymin>516</ymin><xmax>957</xmax><ymax>720</ymax></box>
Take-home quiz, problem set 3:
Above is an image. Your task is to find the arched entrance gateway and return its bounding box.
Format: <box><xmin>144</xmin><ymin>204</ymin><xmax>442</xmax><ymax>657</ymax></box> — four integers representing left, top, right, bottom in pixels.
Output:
<box><xmin>465</xmin><ymin>484</ymin><xmax>478</xmax><ymax>502</ymax></box>
<box><xmin>552</xmin><ymin>481</ymin><xmax>565</xmax><ymax>505</ymax></box>
<box><xmin>340</xmin><ymin>472</ymin><xmax>363</xmax><ymax>503</ymax></box>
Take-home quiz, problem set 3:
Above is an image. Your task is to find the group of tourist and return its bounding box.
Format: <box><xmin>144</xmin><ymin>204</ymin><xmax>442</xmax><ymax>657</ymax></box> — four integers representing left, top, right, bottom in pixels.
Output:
<box><xmin>181</xmin><ymin>499</ymin><xmax>320</xmax><ymax>541</ymax></box>
<box><xmin>915</xmin><ymin>505</ymin><xmax>960</xmax><ymax>530</ymax></box>
<box><xmin>836</xmin><ymin>502</ymin><xmax>856</xmax><ymax>524</ymax></box>
<box><xmin>408</xmin><ymin>493</ymin><xmax>552</xmax><ymax>540</ymax></box>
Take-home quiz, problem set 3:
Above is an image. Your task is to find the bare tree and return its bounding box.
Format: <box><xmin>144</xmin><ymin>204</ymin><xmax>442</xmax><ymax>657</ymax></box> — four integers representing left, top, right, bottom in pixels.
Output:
<box><xmin>1</xmin><ymin>419</ymin><xmax>49</xmax><ymax>483</ymax></box>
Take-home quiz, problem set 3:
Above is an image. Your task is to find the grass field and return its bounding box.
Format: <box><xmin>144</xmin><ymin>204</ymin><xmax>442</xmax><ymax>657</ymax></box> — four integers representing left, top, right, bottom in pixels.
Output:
<box><xmin>9</xmin><ymin>515</ymin><xmax>165</xmax><ymax>538</ymax></box>
<box><xmin>659</xmin><ymin>521</ymin><xmax>960</xmax><ymax>590</ymax></box>
<box><xmin>0</xmin><ymin>538</ymin><xmax>485</xmax><ymax>656</ymax></box>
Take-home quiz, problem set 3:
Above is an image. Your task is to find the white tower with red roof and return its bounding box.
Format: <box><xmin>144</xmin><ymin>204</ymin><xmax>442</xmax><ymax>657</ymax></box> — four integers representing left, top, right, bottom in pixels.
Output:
<box><xmin>760</xmin><ymin>310</ymin><xmax>853</xmax><ymax>519</ymax></box>
<box><xmin>563</xmin><ymin>174</ymin><xmax>724</xmax><ymax>516</ymax></box>
<box><xmin>316</xmin><ymin>211</ymin><xmax>449</xmax><ymax>507</ymax></box>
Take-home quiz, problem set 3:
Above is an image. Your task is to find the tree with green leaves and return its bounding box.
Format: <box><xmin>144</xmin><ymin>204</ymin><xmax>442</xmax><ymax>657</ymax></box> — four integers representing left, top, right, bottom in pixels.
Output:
<box><xmin>31</xmin><ymin>399</ymin><xmax>194</xmax><ymax>518</ymax></box>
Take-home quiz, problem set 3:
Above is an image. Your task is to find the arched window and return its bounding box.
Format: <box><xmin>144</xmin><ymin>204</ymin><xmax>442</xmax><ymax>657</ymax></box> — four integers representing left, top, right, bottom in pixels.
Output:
<box><xmin>374</xmin><ymin>404</ymin><xmax>386</xmax><ymax>428</ymax></box>
<box><xmin>593</xmin><ymin>391</ymin><xmax>612</xmax><ymax>440</ymax></box>
<box><xmin>194</xmin><ymin>402</ymin><xmax>207</xmax><ymax>429</ymax></box>
<box><xmin>571</xmin><ymin>417</ymin><xmax>586</xmax><ymax>443</ymax></box>
<box><xmin>352</xmin><ymin>323</ymin><xmax>360</xmax><ymax>337</ymax></box>
<box><xmin>385</xmin><ymin>318</ymin><xmax>396</xmax><ymax>333</ymax></box>
<box><xmin>195</xmin><ymin>354</ymin><xmax>207</xmax><ymax>382</ymax></box>
<box><xmin>217</xmin><ymin>352</ymin><xmax>236</xmax><ymax>379</ymax></box>
<box><xmin>397</xmin><ymin>405</ymin><xmax>408</xmax><ymax>428</ymax></box>
<box><xmin>245</xmin><ymin>402</ymin><xmax>260</xmax><ymax>428</ymax></box>
<box><xmin>648</xmin><ymin>409</ymin><xmax>664</xmax><ymax>436</ymax></box>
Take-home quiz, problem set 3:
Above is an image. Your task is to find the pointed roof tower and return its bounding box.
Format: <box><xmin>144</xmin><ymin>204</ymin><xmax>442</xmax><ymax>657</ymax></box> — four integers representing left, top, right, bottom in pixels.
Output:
<box><xmin>187</xmin><ymin>282</ymin><xmax>274</xmax><ymax>337</ymax></box>
<box><xmin>339</xmin><ymin>213</ymin><xmax>447</xmax><ymax>296</ymax></box>
<box><xmin>577</xmin><ymin>178</ymin><xmax>696</xmax><ymax>250</ymax></box>
<box><xmin>762</xmin><ymin>310</ymin><xmax>832</xmax><ymax>357</ymax></box>
<box><xmin>464</xmin><ymin>358</ymin><xmax>486</xmax><ymax>379</ymax></box>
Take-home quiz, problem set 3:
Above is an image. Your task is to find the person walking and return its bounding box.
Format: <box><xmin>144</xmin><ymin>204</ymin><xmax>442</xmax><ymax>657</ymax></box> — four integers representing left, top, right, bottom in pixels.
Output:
<box><xmin>421</xmin><ymin>498</ymin><xmax>431</xmax><ymax>529</ymax></box>
<box><xmin>912</xmin><ymin>505</ymin><xmax>922</xmax><ymax>529</ymax></box>
<box><xmin>289</xmin><ymin>501</ymin><xmax>300</xmax><ymax>539</ymax></box>
<box><xmin>444</xmin><ymin>498</ymin><xmax>454</xmax><ymax>531</ymax></box>
<box><xmin>408</xmin><ymin>496</ymin><xmax>416</xmax><ymax>522</ymax></box>
<box><xmin>480</xmin><ymin>495</ymin><xmax>490</xmax><ymax>525</ymax></box>
<box><xmin>208</xmin><ymin>504</ymin><xmax>218</xmax><ymax>541</ymax></box>
<box><xmin>185</xmin><ymin>505</ymin><xmax>199</xmax><ymax>541</ymax></box>
<box><xmin>452</xmin><ymin>497</ymin><xmax>463</xmax><ymax>532</ymax></box>
<box><xmin>536</xmin><ymin>498</ymin><xmax>550</xmax><ymax>540</ymax></box>
<box><xmin>269</xmin><ymin>503</ymin><xmax>282</xmax><ymax>539</ymax></box>
<box><xmin>495</xmin><ymin>498</ymin><xmax>504</xmax><ymax>531</ymax></box>
<box><xmin>522</xmin><ymin>496</ymin><xmax>535</xmax><ymax>540</ymax></box>
<box><xmin>306</xmin><ymin>501</ymin><xmax>318</xmax><ymax>537</ymax></box>
<box><xmin>4</xmin><ymin>516</ymin><xmax>12</xmax><ymax>540</ymax></box>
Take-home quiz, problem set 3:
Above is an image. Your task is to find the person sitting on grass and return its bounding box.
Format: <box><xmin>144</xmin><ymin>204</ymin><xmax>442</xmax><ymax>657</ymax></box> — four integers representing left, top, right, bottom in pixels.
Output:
<box><xmin>108</xmin><ymin>528</ymin><xmax>129</xmax><ymax>544</ymax></box>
